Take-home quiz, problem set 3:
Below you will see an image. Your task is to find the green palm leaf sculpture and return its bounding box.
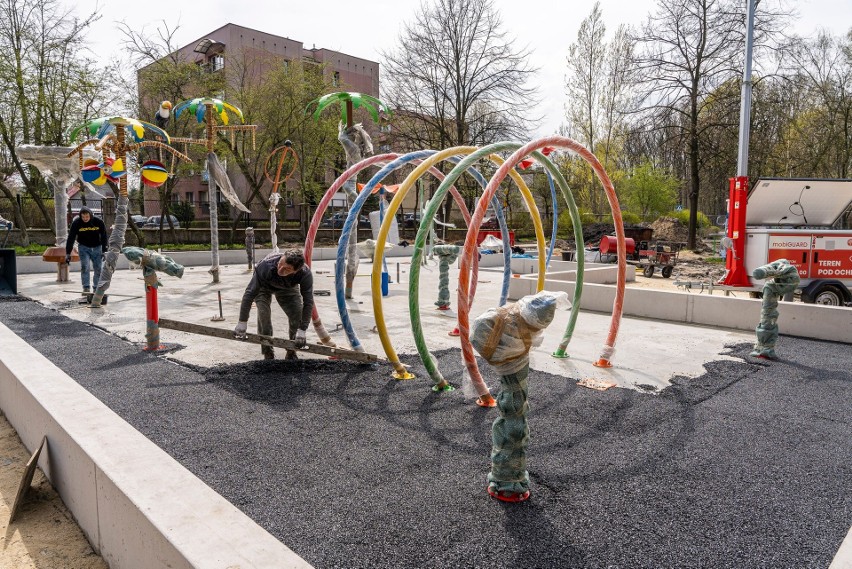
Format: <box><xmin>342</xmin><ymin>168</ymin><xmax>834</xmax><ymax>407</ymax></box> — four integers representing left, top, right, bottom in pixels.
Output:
<box><xmin>69</xmin><ymin>116</ymin><xmax>170</xmax><ymax>144</ymax></box>
<box><xmin>174</xmin><ymin>97</ymin><xmax>244</xmax><ymax>126</ymax></box>
<box><xmin>306</xmin><ymin>92</ymin><xmax>391</xmax><ymax>125</ymax></box>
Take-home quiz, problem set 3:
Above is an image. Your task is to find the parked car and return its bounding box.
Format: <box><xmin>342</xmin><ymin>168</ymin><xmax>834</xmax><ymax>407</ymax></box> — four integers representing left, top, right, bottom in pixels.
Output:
<box><xmin>143</xmin><ymin>215</ymin><xmax>180</xmax><ymax>229</ymax></box>
<box><xmin>321</xmin><ymin>212</ymin><xmax>371</xmax><ymax>229</ymax></box>
<box><xmin>403</xmin><ymin>212</ymin><xmax>422</xmax><ymax>228</ymax></box>
<box><xmin>130</xmin><ymin>215</ymin><xmax>147</xmax><ymax>227</ymax></box>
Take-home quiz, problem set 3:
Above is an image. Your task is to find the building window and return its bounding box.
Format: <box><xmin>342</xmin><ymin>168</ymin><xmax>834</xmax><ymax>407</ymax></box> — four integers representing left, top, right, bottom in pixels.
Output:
<box><xmin>199</xmin><ymin>191</ymin><xmax>208</xmax><ymax>204</ymax></box>
<box><xmin>333</xmin><ymin>71</ymin><xmax>340</xmax><ymax>86</ymax></box>
<box><xmin>210</xmin><ymin>54</ymin><xmax>224</xmax><ymax>72</ymax></box>
<box><xmin>186</xmin><ymin>192</ymin><xmax>193</xmax><ymax>204</ymax></box>
<box><xmin>283</xmin><ymin>59</ymin><xmax>290</xmax><ymax>70</ymax></box>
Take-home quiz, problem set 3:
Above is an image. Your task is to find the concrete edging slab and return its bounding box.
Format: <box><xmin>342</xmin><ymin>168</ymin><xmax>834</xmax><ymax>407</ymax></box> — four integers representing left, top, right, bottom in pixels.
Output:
<box><xmin>0</xmin><ymin>321</ymin><xmax>312</xmax><ymax>569</ymax></box>
<box><xmin>507</xmin><ymin>270</ymin><xmax>852</xmax><ymax>343</ymax></box>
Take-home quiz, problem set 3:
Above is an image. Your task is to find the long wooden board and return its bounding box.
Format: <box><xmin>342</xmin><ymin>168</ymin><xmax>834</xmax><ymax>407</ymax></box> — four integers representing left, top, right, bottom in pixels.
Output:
<box><xmin>158</xmin><ymin>318</ymin><xmax>381</xmax><ymax>363</ymax></box>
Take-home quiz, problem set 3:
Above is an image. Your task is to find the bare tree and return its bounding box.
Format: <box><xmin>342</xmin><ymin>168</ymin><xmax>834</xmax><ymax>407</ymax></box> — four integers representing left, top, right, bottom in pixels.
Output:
<box><xmin>633</xmin><ymin>0</ymin><xmax>790</xmax><ymax>249</ymax></box>
<box><xmin>382</xmin><ymin>0</ymin><xmax>539</xmax><ymax>221</ymax></box>
<box><xmin>0</xmin><ymin>0</ymin><xmax>108</xmax><ymax>243</ymax></box>
<box><xmin>383</xmin><ymin>0</ymin><xmax>538</xmax><ymax>148</ymax></box>
<box><xmin>564</xmin><ymin>2</ymin><xmax>607</xmax><ymax>214</ymax></box>
<box><xmin>599</xmin><ymin>24</ymin><xmax>635</xmax><ymax>172</ymax></box>
<box><xmin>781</xmin><ymin>29</ymin><xmax>852</xmax><ymax>178</ymax></box>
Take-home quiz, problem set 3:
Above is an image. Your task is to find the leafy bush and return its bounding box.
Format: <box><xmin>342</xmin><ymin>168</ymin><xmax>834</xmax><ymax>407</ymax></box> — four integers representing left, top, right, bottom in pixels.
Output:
<box><xmin>665</xmin><ymin>209</ymin><xmax>711</xmax><ymax>228</ymax></box>
<box><xmin>621</xmin><ymin>211</ymin><xmax>642</xmax><ymax>225</ymax></box>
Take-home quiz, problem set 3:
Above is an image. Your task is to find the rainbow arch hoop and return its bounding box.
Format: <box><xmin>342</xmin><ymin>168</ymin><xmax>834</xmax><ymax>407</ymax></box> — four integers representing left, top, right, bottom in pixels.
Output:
<box><xmin>305</xmin><ymin>150</ymin><xmax>511</xmax><ymax>351</ymax></box>
<box><xmin>332</xmin><ymin>148</ymin><xmax>534</xmax><ymax>362</ymax></box>
<box><xmin>301</xmin><ymin>136</ymin><xmax>625</xmax><ymax>402</ymax></box>
<box><xmin>368</xmin><ymin>145</ymin><xmax>549</xmax><ymax>381</ymax></box>
<box><xmin>455</xmin><ymin>136</ymin><xmax>626</xmax><ymax>395</ymax></box>
<box><xmin>404</xmin><ymin>142</ymin><xmax>586</xmax><ymax>398</ymax></box>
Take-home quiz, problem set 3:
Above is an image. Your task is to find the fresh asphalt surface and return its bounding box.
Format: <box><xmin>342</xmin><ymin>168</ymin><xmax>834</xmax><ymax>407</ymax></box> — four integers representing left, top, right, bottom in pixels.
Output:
<box><xmin>1</xmin><ymin>296</ymin><xmax>850</xmax><ymax>569</ymax></box>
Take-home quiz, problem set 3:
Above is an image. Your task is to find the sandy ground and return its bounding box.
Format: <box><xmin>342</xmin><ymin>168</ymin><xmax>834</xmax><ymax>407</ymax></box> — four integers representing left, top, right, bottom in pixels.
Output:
<box><xmin>0</xmin><ymin>412</ymin><xmax>106</xmax><ymax>569</ymax></box>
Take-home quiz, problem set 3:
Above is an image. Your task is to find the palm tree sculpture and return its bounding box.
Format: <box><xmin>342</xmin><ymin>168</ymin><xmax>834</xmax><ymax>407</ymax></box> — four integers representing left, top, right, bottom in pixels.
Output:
<box><xmin>307</xmin><ymin>92</ymin><xmax>391</xmax><ymax>298</ymax></box>
<box><xmin>67</xmin><ymin>116</ymin><xmax>190</xmax><ymax>307</ymax></box>
<box><xmin>171</xmin><ymin>97</ymin><xmax>256</xmax><ymax>283</ymax></box>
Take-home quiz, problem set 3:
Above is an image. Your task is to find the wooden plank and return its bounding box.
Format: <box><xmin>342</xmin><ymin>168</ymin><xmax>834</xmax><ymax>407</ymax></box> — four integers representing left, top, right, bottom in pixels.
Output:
<box><xmin>157</xmin><ymin>318</ymin><xmax>380</xmax><ymax>363</ymax></box>
<box><xmin>9</xmin><ymin>436</ymin><xmax>47</xmax><ymax>524</ymax></box>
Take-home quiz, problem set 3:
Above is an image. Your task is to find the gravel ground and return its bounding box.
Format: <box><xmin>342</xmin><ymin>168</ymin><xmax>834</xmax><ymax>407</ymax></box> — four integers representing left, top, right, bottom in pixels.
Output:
<box><xmin>1</xmin><ymin>297</ymin><xmax>850</xmax><ymax>569</ymax></box>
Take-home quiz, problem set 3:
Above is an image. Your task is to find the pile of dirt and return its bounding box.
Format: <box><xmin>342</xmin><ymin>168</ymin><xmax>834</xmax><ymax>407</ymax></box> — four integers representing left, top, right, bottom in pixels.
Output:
<box><xmin>673</xmin><ymin>249</ymin><xmax>727</xmax><ymax>282</ymax></box>
<box><xmin>555</xmin><ymin>223</ymin><xmax>620</xmax><ymax>249</ymax></box>
<box><xmin>650</xmin><ymin>217</ymin><xmax>690</xmax><ymax>243</ymax></box>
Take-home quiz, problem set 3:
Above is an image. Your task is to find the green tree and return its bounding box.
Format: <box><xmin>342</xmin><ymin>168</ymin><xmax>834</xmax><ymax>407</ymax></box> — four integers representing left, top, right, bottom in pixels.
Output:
<box><xmin>0</xmin><ymin>0</ymin><xmax>110</xmax><ymax>244</ymax></box>
<box><xmin>171</xmin><ymin>199</ymin><xmax>195</xmax><ymax>227</ymax></box>
<box><xmin>623</xmin><ymin>161</ymin><xmax>679</xmax><ymax>220</ymax></box>
<box><xmin>119</xmin><ymin>21</ymin><xmax>226</xmax><ymax>246</ymax></box>
<box><xmin>219</xmin><ymin>49</ymin><xmax>340</xmax><ymax>242</ymax></box>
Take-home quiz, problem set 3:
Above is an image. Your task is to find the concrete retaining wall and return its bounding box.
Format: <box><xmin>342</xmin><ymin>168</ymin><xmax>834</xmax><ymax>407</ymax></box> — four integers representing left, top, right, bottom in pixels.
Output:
<box><xmin>508</xmin><ymin>274</ymin><xmax>852</xmax><ymax>343</ymax></box>
<box><xmin>0</xmin><ymin>322</ymin><xmax>312</xmax><ymax>569</ymax></box>
<box><xmin>16</xmin><ymin>246</ymin><xmax>416</xmax><ymax>275</ymax></box>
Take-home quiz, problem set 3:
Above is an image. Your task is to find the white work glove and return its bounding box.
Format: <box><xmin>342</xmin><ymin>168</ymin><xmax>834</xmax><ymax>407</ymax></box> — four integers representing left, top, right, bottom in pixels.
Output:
<box><xmin>295</xmin><ymin>329</ymin><xmax>306</xmax><ymax>348</ymax></box>
<box><xmin>234</xmin><ymin>321</ymin><xmax>248</xmax><ymax>339</ymax></box>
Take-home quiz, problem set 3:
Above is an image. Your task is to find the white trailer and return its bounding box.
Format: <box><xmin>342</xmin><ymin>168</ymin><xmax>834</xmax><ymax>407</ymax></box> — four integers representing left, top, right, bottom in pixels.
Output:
<box><xmin>744</xmin><ymin>228</ymin><xmax>852</xmax><ymax>305</ymax></box>
<box><xmin>723</xmin><ymin>177</ymin><xmax>852</xmax><ymax>306</ymax></box>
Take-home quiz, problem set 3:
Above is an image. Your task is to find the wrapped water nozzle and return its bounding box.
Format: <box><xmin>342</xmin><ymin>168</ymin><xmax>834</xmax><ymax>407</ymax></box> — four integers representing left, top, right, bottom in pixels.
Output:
<box><xmin>357</xmin><ymin>239</ymin><xmax>378</xmax><ymax>259</ymax></box>
<box><xmin>470</xmin><ymin>291</ymin><xmax>568</xmax><ymax>375</ymax></box>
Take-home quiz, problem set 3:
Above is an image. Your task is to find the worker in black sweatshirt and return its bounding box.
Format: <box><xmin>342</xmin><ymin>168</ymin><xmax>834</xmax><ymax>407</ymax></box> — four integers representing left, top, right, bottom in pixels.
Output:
<box><xmin>65</xmin><ymin>206</ymin><xmax>108</xmax><ymax>292</ymax></box>
<box><xmin>235</xmin><ymin>248</ymin><xmax>314</xmax><ymax>360</ymax></box>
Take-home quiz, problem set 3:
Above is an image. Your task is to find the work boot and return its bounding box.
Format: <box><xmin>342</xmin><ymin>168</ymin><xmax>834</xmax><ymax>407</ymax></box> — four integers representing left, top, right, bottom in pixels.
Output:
<box><xmin>83</xmin><ymin>287</ymin><xmax>91</xmax><ymax>293</ymax></box>
<box><xmin>285</xmin><ymin>350</ymin><xmax>298</xmax><ymax>361</ymax></box>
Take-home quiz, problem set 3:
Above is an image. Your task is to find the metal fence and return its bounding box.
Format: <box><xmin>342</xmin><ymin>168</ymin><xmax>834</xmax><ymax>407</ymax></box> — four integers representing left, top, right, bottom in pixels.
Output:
<box><xmin>2</xmin><ymin>195</ymin><xmax>481</xmax><ymax>245</ymax></box>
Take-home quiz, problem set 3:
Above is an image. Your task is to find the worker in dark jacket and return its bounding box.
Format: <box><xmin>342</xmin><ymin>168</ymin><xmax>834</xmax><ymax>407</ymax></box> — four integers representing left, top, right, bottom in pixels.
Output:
<box><xmin>65</xmin><ymin>206</ymin><xmax>108</xmax><ymax>292</ymax></box>
<box><xmin>235</xmin><ymin>249</ymin><xmax>314</xmax><ymax>360</ymax></box>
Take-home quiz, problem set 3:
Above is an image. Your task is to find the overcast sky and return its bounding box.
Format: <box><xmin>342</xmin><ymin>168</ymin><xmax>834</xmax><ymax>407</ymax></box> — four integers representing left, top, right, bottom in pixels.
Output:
<box><xmin>74</xmin><ymin>0</ymin><xmax>849</xmax><ymax>137</ymax></box>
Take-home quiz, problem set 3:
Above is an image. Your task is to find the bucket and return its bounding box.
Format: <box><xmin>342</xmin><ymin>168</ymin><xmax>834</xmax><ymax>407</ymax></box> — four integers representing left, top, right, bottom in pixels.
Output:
<box><xmin>561</xmin><ymin>250</ymin><xmax>575</xmax><ymax>262</ymax></box>
<box><xmin>381</xmin><ymin>272</ymin><xmax>389</xmax><ymax>297</ymax></box>
<box><xmin>0</xmin><ymin>249</ymin><xmax>16</xmax><ymax>295</ymax></box>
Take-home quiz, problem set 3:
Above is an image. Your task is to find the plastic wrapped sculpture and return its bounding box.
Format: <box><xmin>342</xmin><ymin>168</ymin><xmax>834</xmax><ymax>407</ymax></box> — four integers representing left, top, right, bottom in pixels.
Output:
<box><xmin>172</xmin><ymin>97</ymin><xmax>255</xmax><ymax>283</ymax></box>
<box><xmin>750</xmin><ymin>259</ymin><xmax>800</xmax><ymax>359</ymax></box>
<box><xmin>122</xmin><ymin>247</ymin><xmax>184</xmax><ymax>351</ymax></box>
<box><xmin>15</xmin><ymin>145</ymin><xmax>99</xmax><ymax>281</ymax></box>
<box><xmin>470</xmin><ymin>291</ymin><xmax>565</xmax><ymax>502</ymax></box>
<box><xmin>432</xmin><ymin>244</ymin><xmax>459</xmax><ymax>310</ymax></box>
<box><xmin>245</xmin><ymin>227</ymin><xmax>255</xmax><ymax>271</ymax></box>
<box><xmin>67</xmin><ymin>116</ymin><xmax>189</xmax><ymax>307</ymax></box>
<box><xmin>307</xmin><ymin>92</ymin><xmax>390</xmax><ymax>298</ymax></box>
<box><xmin>263</xmin><ymin>141</ymin><xmax>298</xmax><ymax>255</ymax></box>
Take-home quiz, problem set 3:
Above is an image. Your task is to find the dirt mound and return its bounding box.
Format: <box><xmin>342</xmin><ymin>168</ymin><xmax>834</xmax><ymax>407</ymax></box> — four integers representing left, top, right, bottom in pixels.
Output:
<box><xmin>650</xmin><ymin>217</ymin><xmax>689</xmax><ymax>243</ymax></box>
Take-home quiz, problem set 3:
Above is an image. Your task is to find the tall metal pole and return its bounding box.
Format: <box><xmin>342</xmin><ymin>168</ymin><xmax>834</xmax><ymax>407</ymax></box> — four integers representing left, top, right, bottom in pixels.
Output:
<box><xmin>736</xmin><ymin>0</ymin><xmax>756</xmax><ymax>177</ymax></box>
<box><xmin>723</xmin><ymin>0</ymin><xmax>756</xmax><ymax>288</ymax></box>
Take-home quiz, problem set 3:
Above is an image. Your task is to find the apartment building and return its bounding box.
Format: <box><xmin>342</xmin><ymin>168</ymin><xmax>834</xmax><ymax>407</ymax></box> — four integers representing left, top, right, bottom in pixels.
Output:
<box><xmin>138</xmin><ymin>23</ymin><xmax>380</xmax><ymax>221</ymax></box>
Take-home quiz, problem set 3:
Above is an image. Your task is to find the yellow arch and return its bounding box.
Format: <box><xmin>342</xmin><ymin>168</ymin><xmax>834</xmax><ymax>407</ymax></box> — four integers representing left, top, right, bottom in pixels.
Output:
<box><xmin>370</xmin><ymin>146</ymin><xmax>547</xmax><ymax>378</ymax></box>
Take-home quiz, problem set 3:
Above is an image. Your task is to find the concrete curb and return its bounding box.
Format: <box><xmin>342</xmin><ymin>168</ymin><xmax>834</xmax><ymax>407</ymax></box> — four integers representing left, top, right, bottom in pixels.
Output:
<box><xmin>15</xmin><ymin>246</ymin><xmax>415</xmax><ymax>274</ymax></box>
<box><xmin>0</xmin><ymin>321</ymin><xmax>312</xmax><ymax>569</ymax></box>
<box><xmin>505</xmin><ymin>264</ymin><xmax>852</xmax><ymax>344</ymax></box>
<box><xmin>831</xmin><ymin>525</ymin><xmax>852</xmax><ymax>569</ymax></box>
